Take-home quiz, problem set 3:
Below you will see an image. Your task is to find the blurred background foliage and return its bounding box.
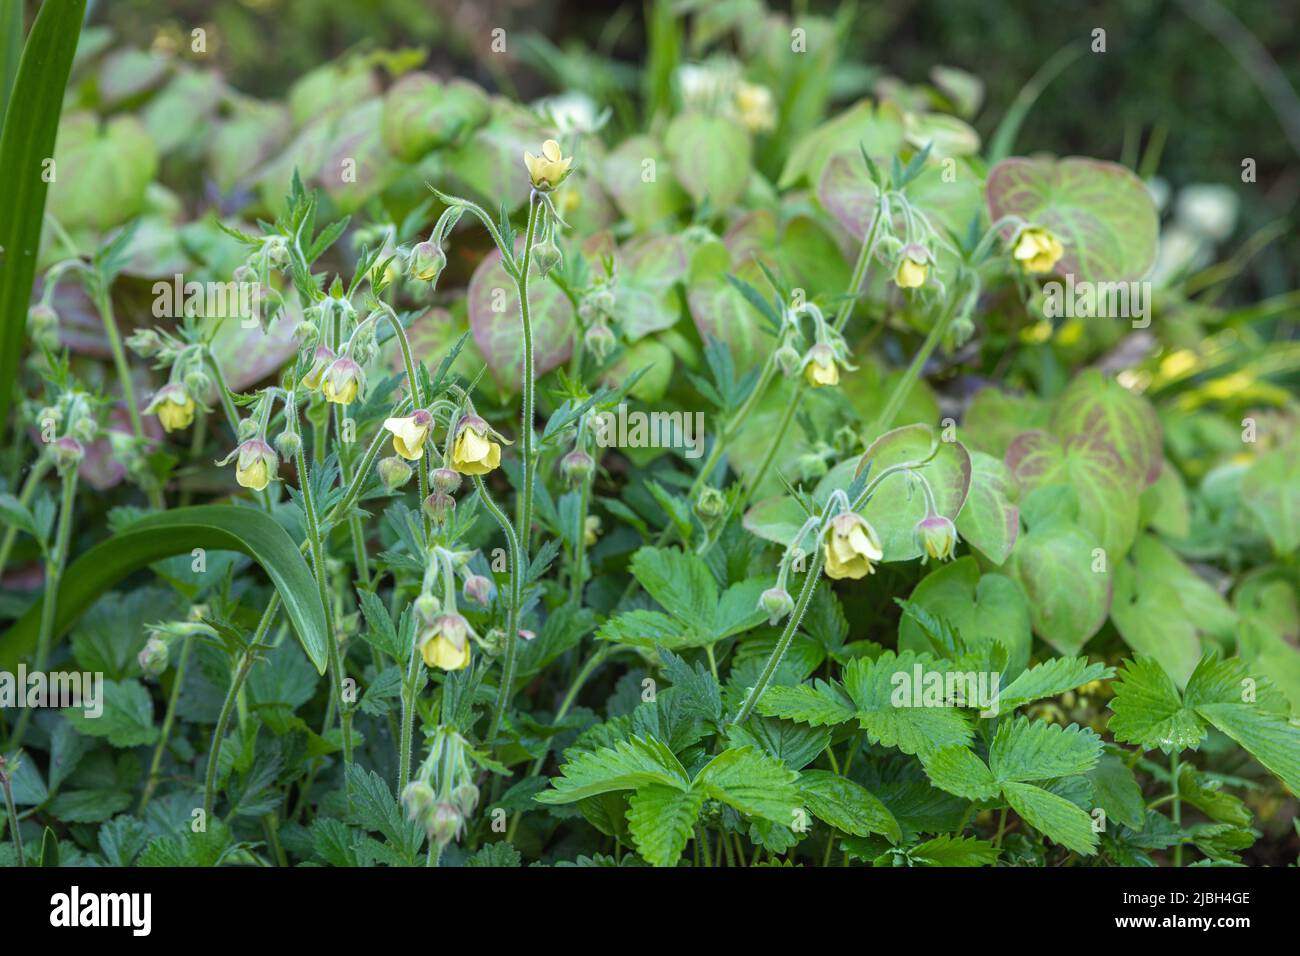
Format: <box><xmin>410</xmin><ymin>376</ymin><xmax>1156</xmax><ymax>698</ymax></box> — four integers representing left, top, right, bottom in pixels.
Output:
<box><xmin>77</xmin><ymin>0</ymin><xmax>1300</xmax><ymax>296</ymax></box>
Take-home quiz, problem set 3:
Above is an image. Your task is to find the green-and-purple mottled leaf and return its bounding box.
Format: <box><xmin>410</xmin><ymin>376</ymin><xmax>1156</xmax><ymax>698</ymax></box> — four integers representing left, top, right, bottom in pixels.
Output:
<box><xmin>1006</xmin><ymin>430</ymin><xmax>1138</xmax><ymax>561</ymax></box>
<box><xmin>665</xmin><ymin>111</ymin><xmax>751</xmax><ymax>209</ymax></box>
<box><xmin>601</xmin><ymin>134</ymin><xmax>690</xmax><ymax>230</ymax></box>
<box><xmin>618</xmin><ymin>233</ymin><xmax>688</xmax><ymax>340</ymax></box>
<box><xmin>986</xmin><ymin>157</ymin><xmax>1158</xmax><ymax>282</ymax></box>
<box><xmin>779</xmin><ymin>99</ymin><xmax>906</xmax><ymax>190</ymax></box>
<box><xmin>956</xmin><ymin>451</ymin><xmax>1019</xmax><ymax>566</ymax></box>
<box><xmin>468</xmin><ymin>243</ymin><xmax>573</xmax><ymax>392</ymax></box>
<box><xmin>1050</xmin><ymin>369</ymin><xmax>1162</xmax><ymax>487</ymax></box>
<box><xmin>686</xmin><ymin>239</ymin><xmax>768</xmax><ymax>371</ymax></box>
<box><xmin>854</xmin><ymin>425</ymin><xmax>972</xmax><ymax>562</ymax></box>
<box><xmin>817</xmin><ymin>152</ymin><xmax>983</xmax><ymax>243</ymax></box>
<box><xmin>1011</xmin><ymin>518</ymin><xmax>1112</xmax><ymax>654</ymax></box>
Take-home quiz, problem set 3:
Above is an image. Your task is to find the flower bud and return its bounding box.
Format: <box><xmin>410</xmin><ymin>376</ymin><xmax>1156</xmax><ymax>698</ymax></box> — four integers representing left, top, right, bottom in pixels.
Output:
<box><xmin>451</xmin><ymin>782</ymin><xmax>480</xmax><ymax>817</ymax></box>
<box><xmin>401</xmin><ymin>781</ymin><xmax>436</xmax><ymax>821</ymax></box>
<box><xmin>532</xmin><ymin>236</ymin><xmax>562</xmax><ymax>277</ymax></box>
<box><xmin>378</xmin><ymin>455</ymin><xmax>413</xmax><ymax>491</ymax></box>
<box><xmin>560</xmin><ymin>449</ymin><xmax>594</xmax><ymax>487</ymax></box>
<box><xmin>463</xmin><ymin>574</ymin><xmax>492</xmax><ymax>606</ymax></box>
<box><xmin>50</xmin><ymin>436</ymin><xmax>84</xmax><ymax>474</ymax></box>
<box><xmin>894</xmin><ymin>243</ymin><xmax>931</xmax><ymax>289</ymax></box>
<box><xmin>803</xmin><ymin>343</ymin><xmax>839</xmax><ymax>388</ymax></box>
<box><xmin>138</xmin><ymin>635</ymin><xmax>169</xmax><ymax>677</ymax></box>
<box><xmin>423</xmin><ymin>491</ymin><xmax>456</xmax><ymax>524</ymax></box>
<box><xmin>431</xmin><ymin>467</ymin><xmax>462</xmax><ymax>495</ymax></box>
<box><xmin>775</xmin><ymin>341</ymin><xmax>803</xmax><ymax>378</ymax></box>
<box><xmin>694</xmin><ymin>486</ymin><xmax>726</xmax><ymax>523</ymax></box>
<box><xmin>274</xmin><ymin>428</ymin><xmax>302</xmax><ymax>460</ymax></box>
<box><xmin>758</xmin><ymin>586</ymin><xmax>795</xmax><ymax>625</ymax></box>
<box><xmin>126</xmin><ymin>328</ymin><xmax>163</xmax><ymax>357</ymax></box>
<box><xmin>409</xmin><ymin>240</ymin><xmax>447</xmax><ymax>283</ymax></box>
<box><xmin>584</xmin><ymin>322</ymin><xmax>615</xmax><ymax>361</ymax></box>
<box><xmin>183</xmin><ymin>368</ymin><xmax>212</xmax><ymax>400</ymax></box>
<box><xmin>321</xmin><ymin>356</ymin><xmax>365</xmax><ymax>405</ymax></box>
<box><xmin>414</xmin><ymin>592</ymin><xmax>441</xmax><ymax>625</ymax></box>
<box><xmin>145</xmin><ymin>382</ymin><xmax>196</xmax><ymax>433</ymax></box>
<box><xmin>430</xmin><ymin>801</ymin><xmax>463</xmax><ymax>847</ymax></box>
<box><xmin>914</xmin><ymin>513</ymin><xmax>958</xmax><ymax>563</ymax></box>
<box><xmin>27</xmin><ymin>303</ymin><xmax>59</xmax><ymax>346</ymax></box>
<box><xmin>71</xmin><ymin>417</ymin><xmax>98</xmax><ymax>443</ymax></box>
<box><xmin>584</xmin><ymin>514</ymin><xmax>601</xmax><ymax>547</ymax></box>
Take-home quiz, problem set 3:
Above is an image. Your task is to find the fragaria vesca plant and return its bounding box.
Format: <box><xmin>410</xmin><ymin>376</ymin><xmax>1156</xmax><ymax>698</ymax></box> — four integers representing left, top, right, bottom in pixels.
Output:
<box><xmin>0</xmin><ymin>0</ymin><xmax>1297</xmax><ymax>873</ymax></box>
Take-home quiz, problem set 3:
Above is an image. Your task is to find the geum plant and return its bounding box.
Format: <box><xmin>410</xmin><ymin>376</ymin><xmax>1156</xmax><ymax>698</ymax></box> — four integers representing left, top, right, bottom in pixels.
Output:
<box><xmin>4</xmin><ymin>18</ymin><xmax>1300</xmax><ymax>868</ymax></box>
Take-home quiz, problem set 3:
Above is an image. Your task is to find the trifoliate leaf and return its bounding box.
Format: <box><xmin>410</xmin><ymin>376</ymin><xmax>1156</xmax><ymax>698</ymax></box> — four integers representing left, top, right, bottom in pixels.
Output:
<box><xmin>693</xmin><ymin>746</ymin><xmax>802</xmax><ymax>825</ymax></box>
<box><xmin>1108</xmin><ymin>657</ymin><xmax>1206</xmax><ymax>753</ymax></box>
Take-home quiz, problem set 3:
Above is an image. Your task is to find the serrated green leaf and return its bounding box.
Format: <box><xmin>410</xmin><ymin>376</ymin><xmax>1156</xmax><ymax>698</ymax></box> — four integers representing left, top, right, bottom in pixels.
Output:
<box><xmin>694</xmin><ymin>746</ymin><xmax>802</xmax><ymax>825</ymax></box>
<box><xmin>800</xmin><ymin>769</ymin><xmax>901</xmax><ymax>843</ymax></box>
<box><xmin>842</xmin><ymin>651</ymin><xmax>974</xmax><ymax>757</ymax></box>
<box><xmin>908</xmin><ymin>833</ymin><xmax>999</xmax><ymax>867</ymax></box>
<box><xmin>1195</xmin><ymin>702</ymin><xmax>1300</xmax><ymax>796</ymax></box>
<box><xmin>988</xmin><ymin>717</ymin><xmax>1103</xmax><ymax>783</ymax></box>
<box><xmin>536</xmin><ymin>735</ymin><xmax>690</xmax><ymax>804</ymax></box>
<box><xmin>921</xmin><ymin>745</ymin><xmax>1000</xmax><ymax>801</ymax></box>
<box><xmin>755</xmin><ymin>679</ymin><xmax>858</xmax><ymax>727</ymax></box>
<box><xmin>999</xmin><ymin>656</ymin><xmax>1113</xmax><ymax>712</ymax></box>
<box><xmin>1108</xmin><ymin>657</ymin><xmax>1205</xmax><ymax>753</ymax></box>
<box><xmin>1002</xmin><ymin>781</ymin><xmax>1098</xmax><ymax>856</ymax></box>
<box><xmin>626</xmin><ymin>785</ymin><xmax>705</xmax><ymax>868</ymax></box>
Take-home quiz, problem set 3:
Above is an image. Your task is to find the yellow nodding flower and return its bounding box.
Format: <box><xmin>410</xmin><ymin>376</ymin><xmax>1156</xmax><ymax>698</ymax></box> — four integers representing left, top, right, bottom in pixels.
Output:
<box><xmin>450</xmin><ymin>415</ymin><xmax>503</xmax><ymax>476</ymax></box>
<box><xmin>823</xmin><ymin>512</ymin><xmax>884</xmax><ymax>580</ymax></box>
<box><xmin>420</xmin><ymin>614</ymin><xmax>471</xmax><ymax>671</ymax></box>
<box><xmin>302</xmin><ymin>345</ymin><xmax>336</xmax><ymax>390</ymax></box>
<box><xmin>147</xmin><ymin>383</ymin><xmax>196</xmax><ymax>432</ymax></box>
<box><xmin>218</xmin><ymin>438</ymin><xmax>278</xmax><ymax>492</ymax></box>
<box><xmin>524</xmin><ymin>139</ymin><xmax>573</xmax><ymax>191</ymax></box>
<box><xmin>584</xmin><ymin>514</ymin><xmax>601</xmax><ymax>547</ymax></box>
<box><xmin>894</xmin><ymin>246</ymin><xmax>931</xmax><ymax>289</ymax></box>
<box><xmin>803</xmin><ymin>343</ymin><xmax>840</xmax><ymax>388</ymax></box>
<box><xmin>1012</xmin><ymin>226</ymin><xmax>1064</xmax><ymax>274</ymax></box>
<box><xmin>734</xmin><ymin>82</ymin><xmax>776</xmax><ymax>133</ymax></box>
<box><xmin>321</xmin><ymin>356</ymin><xmax>364</xmax><ymax>405</ymax></box>
<box><xmin>383</xmin><ymin>409</ymin><xmax>433</xmax><ymax>461</ymax></box>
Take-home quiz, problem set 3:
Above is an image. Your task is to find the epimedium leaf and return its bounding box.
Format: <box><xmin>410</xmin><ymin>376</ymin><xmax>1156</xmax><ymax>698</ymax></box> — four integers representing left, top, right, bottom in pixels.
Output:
<box><xmin>0</xmin><ymin>505</ymin><xmax>330</xmax><ymax>675</ymax></box>
<box><xmin>665</xmin><ymin>111</ymin><xmax>751</xmax><ymax>209</ymax></box>
<box><xmin>1050</xmin><ymin>370</ymin><xmax>1163</xmax><ymax>488</ymax></box>
<box><xmin>985</xmin><ymin>156</ymin><xmax>1159</xmax><ymax>283</ymax></box>
<box><xmin>1241</xmin><ymin>438</ymin><xmax>1300</xmax><ymax>556</ymax></box>
<box><xmin>1009</xmin><ymin>511</ymin><xmax>1112</xmax><ymax>655</ymax></box>
<box><xmin>955</xmin><ymin>451</ymin><xmax>1020</xmax><ymax>566</ymax></box>
<box><xmin>854</xmin><ymin>424</ymin><xmax>972</xmax><ymax>562</ymax></box>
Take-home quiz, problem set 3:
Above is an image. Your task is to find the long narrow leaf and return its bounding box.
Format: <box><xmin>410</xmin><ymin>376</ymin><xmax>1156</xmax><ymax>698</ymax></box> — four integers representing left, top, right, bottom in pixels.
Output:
<box><xmin>0</xmin><ymin>505</ymin><xmax>330</xmax><ymax>674</ymax></box>
<box><xmin>0</xmin><ymin>0</ymin><xmax>86</xmax><ymax>437</ymax></box>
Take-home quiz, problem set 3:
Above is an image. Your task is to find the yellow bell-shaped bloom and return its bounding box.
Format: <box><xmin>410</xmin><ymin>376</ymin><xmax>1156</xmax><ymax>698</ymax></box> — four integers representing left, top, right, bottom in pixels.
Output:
<box><xmin>803</xmin><ymin>343</ymin><xmax>840</xmax><ymax>388</ymax></box>
<box><xmin>217</xmin><ymin>438</ymin><xmax>279</xmax><ymax>492</ymax></box>
<box><xmin>450</xmin><ymin>416</ymin><xmax>502</xmax><ymax>476</ymax></box>
<box><xmin>823</xmin><ymin>512</ymin><xmax>884</xmax><ymax>580</ymax></box>
<box><xmin>321</xmin><ymin>356</ymin><xmax>364</xmax><ymax>405</ymax></box>
<box><xmin>384</xmin><ymin>409</ymin><xmax>433</xmax><ymax>461</ymax></box>
<box><xmin>420</xmin><ymin>614</ymin><xmax>471</xmax><ymax>671</ymax></box>
<box><xmin>147</xmin><ymin>383</ymin><xmax>196</xmax><ymax>432</ymax></box>
<box><xmin>1012</xmin><ymin>226</ymin><xmax>1064</xmax><ymax>274</ymax></box>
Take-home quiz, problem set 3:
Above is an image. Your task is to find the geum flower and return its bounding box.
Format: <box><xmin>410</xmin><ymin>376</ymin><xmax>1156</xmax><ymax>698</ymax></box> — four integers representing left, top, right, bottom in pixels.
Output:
<box><xmin>321</xmin><ymin>356</ymin><xmax>364</xmax><ymax>405</ymax></box>
<box><xmin>823</xmin><ymin>512</ymin><xmax>884</xmax><ymax>580</ymax></box>
<box><xmin>894</xmin><ymin>243</ymin><xmax>932</xmax><ymax>289</ymax></box>
<box><xmin>1012</xmin><ymin>226</ymin><xmax>1065</xmax><ymax>274</ymax></box>
<box><xmin>217</xmin><ymin>438</ymin><xmax>279</xmax><ymax>491</ymax></box>
<box><xmin>803</xmin><ymin>342</ymin><xmax>840</xmax><ymax>388</ymax></box>
<box><xmin>915</xmin><ymin>513</ymin><xmax>958</xmax><ymax>563</ymax></box>
<box><xmin>450</xmin><ymin>414</ymin><xmax>507</xmax><ymax>476</ymax></box>
<box><xmin>145</xmin><ymin>382</ymin><xmax>196</xmax><ymax>432</ymax></box>
<box><xmin>524</xmin><ymin>139</ymin><xmax>573</xmax><ymax>191</ymax></box>
<box><xmin>301</xmin><ymin>345</ymin><xmax>336</xmax><ymax>390</ymax></box>
<box><xmin>420</xmin><ymin>613</ymin><xmax>472</xmax><ymax>671</ymax></box>
<box><xmin>384</xmin><ymin>409</ymin><xmax>433</xmax><ymax>460</ymax></box>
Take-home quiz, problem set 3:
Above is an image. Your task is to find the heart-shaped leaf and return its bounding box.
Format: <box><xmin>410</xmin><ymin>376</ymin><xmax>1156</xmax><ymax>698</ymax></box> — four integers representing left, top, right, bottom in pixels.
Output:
<box><xmin>986</xmin><ymin>156</ymin><xmax>1158</xmax><ymax>282</ymax></box>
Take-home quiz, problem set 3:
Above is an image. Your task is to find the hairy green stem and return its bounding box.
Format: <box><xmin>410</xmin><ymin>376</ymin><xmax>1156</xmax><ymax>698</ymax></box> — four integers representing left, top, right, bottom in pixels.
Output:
<box><xmin>397</xmin><ymin>632</ymin><xmax>421</xmax><ymax>793</ymax></box>
<box><xmin>203</xmin><ymin>644</ymin><xmax>258</xmax><ymax>818</ymax></box>
<box><xmin>94</xmin><ymin>287</ymin><xmax>162</xmax><ymax>509</ymax></box>
<box><xmin>517</xmin><ymin>196</ymin><xmax>541</xmax><ymax>555</ymax></box>
<box><xmin>1</xmin><ymin>762</ymin><xmax>22</xmax><ymax>866</ymax></box>
<box><xmin>8</xmin><ymin>465</ymin><xmax>77</xmax><ymax>751</ymax></box>
<box><xmin>732</xmin><ymin>547</ymin><xmax>824</xmax><ymax>726</ymax></box>
<box><xmin>1170</xmin><ymin>751</ymin><xmax>1183</xmax><ymax>867</ymax></box>
<box><xmin>569</xmin><ymin>478</ymin><xmax>592</xmax><ymax>603</ymax></box>
<box><xmin>476</xmin><ymin>476</ymin><xmax>523</xmax><ymax>752</ymax></box>
<box><xmin>139</xmin><ymin>634</ymin><xmax>192</xmax><ymax>813</ymax></box>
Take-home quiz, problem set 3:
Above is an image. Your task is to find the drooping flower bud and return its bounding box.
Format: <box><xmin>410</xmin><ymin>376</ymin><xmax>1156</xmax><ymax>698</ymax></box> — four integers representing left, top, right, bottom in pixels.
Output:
<box><xmin>775</xmin><ymin>341</ymin><xmax>803</xmax><ymax>378</ymax></box>
<box><xmin>450</xmin><ymin>414</ymin><xmax>503</xmax><ymax>476</ymax></box>
<box><xmin>409</xmin><ymin>241</ymin><xmax>447</xmax><ymax>283</ymax></box>
<box><xmin>694</xmin><ymin>486</ymin><xmax>726</xmax><ymax>524</ymax></box>
<box><xmin>420</xmin><ymin>613</ymin><xmax>472</xmax><ymax>671</ymax></box>
<box><xmin>560</xmin><ymin>449</ymin><xmax>594</xmax><ymax>487</ymax></box>
<box><xmin>378</xmin><ymin>455</ymin><xmax>414</xmax><ymax>491</ymax></box>
<box><xmin>462</xmin><ymin>574</ymin><xmax>492</xmax><ymax>606</ymax></box>
<box><xmin>414</xmin><ymin>592</ymin><xmax>441</xmax><ymax>625</ymax></box>
<box><xmin>431</xmin><ymin>467</ymin><xmax>462</xmax><ymax>495</ymax></box>
<box><xmin>217</xmin><ymin>438</ymin><xmax>279</xmax><ymax>491</ymax></box>
<box><xmin>758</xmin><ymin>586</ymin><xmax>795</xmax><ymax>625</ymax></box>
<box><xmin>50</xmin><ymin>436</ymin><xmax>84</xmax><ymax>474</ymax></box>
<box><xmin>584</xmin><ymin>322</ymin><xmax>615</xmax><ymax>361</ymax></box>
<box><xmin>532</xmin><ymin>236</ymin><xmax>562</xmax><ymax>277</ymax></box>
<box><xmin>914</xmin><ymin>513</ymin><xmax>958</xmax><ymax>563</ymax></box>
<box><xmin>584</xmin><ymin>514</ymin><xmax>602</xmax><ymax>547</ymax></box>
<box><xmin>894</xmin><ymin>243</ymin><xmax>932</xmax><ymax>289</ymax></box>
<box><xmin>274</xmin><ymin>428</ymin><xmax>302</xmax><ymax>461</ymax></box>
<box><xmin>423</xmin><ymin>491</ymin><xmax>456</xmax><ymax>524</ymax></box>
<box><xmin>138</xmin><ymin>635</ymin><xmax>170</xmax><ymax>677</ymax></box>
